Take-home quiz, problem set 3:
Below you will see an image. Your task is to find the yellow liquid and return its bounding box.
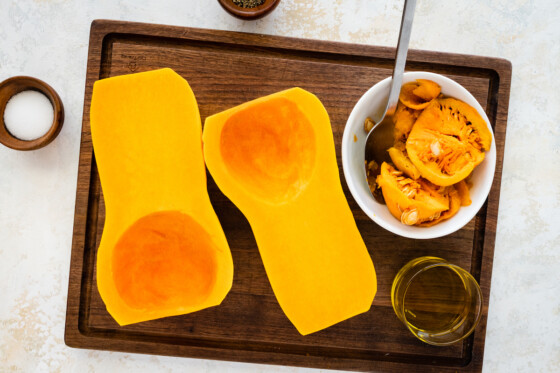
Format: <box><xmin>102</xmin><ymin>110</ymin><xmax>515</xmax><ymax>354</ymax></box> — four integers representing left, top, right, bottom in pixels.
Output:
<box><xmin>392</xmin><ymin>257</ymin><xmax>482</xmax><ymax>345</ymax></box>
<box><xmin>403</xmin><ymin>266</ymin><xmax>471</xmax><ymax>334</ymax></box>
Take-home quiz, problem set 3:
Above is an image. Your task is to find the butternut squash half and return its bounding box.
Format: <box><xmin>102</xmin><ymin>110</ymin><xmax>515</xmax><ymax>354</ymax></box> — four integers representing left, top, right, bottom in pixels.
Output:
<box><xmin>91</xmin><ymin>68</ymin><xmax>233</xmax><ymax>325</ymax></box>
<box><xmin>202</xmin><ymin>88</ymin><xmax>377</xmax><ymax>335</ymax></box>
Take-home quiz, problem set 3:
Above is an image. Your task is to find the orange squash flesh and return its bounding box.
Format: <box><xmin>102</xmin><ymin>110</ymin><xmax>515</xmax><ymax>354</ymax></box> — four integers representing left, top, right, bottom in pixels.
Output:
<box><xmin>203</xmin><ymin>88</ymin><xmax>377</xmax><ymax>335</ymax></box>
<box><xmin>455</xmin><ymin>180</ymin><xmax>472</xmax><ymax>206</ymax></box>
<box><xmin>91</xmin><ymin>68</ymin><xmax>233</xmax><ymax>325</ymax></box>
<box><xmin>393</xmin><ymin>102</ymin><xmax>421</xmax><ymax>143</ymax></box>
<box><xmin>406</xmin><ymin>98</ymin><xmax>492</xmax><ymax>186</ymax></box>
<box><xmin>418</xmin><ymin>186</ymin><xmax>462</xmax><ymax>227</ymax></box>
<box><xmin>376</xmin><ymin>162</ymin><xmax>449</xmax><ymax>225</ymax></box>
<box><xmin>388</xmin><ymin>146</ymin><xmax>421</xmax><ymax>180</ymax></box>
<box><xmin>219</xmin><ymin>97</ymin><xmax>316</xmax><ymax>203</ymax></box>
<box><xmin>112</xmin><ymin>211</ymin><xmax>218</xmax><ymax>310</ymax></box>
<box><xmin>376</xmin><ymin>80</ymin><xmax>490</xmax><ymax>227</ymax></box>
<box><xmin>413</xmin><ymin>79</ymin><xmax>441</xmax><ymax>101</ymax></box>
<box><xmin>399</xmin><ymin>80</ymin><xmax>441</xmax><ymax>110</ymax></box>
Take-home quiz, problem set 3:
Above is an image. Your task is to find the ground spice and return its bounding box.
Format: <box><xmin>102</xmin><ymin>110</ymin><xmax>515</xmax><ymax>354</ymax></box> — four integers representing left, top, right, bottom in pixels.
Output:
<box><xmin>232</xmin><ymin>0</ymin><xmax>265</xmax><ymax>8</ymax></box>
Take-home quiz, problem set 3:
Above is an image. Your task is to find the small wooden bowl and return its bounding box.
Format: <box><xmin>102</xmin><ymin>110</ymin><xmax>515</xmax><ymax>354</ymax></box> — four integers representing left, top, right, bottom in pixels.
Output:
<box><xmin>218</xmin><ymin>0</ymin><xmax>281</xmax><ymax>20</ymax></box>
<box><xmin>0</xmin><ymin>76</ymin><xmax>64</xmax><ymax>151</ymax></box>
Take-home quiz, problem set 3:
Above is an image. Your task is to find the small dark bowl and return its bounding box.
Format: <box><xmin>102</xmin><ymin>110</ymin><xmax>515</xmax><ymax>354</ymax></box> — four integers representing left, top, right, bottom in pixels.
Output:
<box><xmin>0</xmin><ymin>76</ymin><xmax>64</xmax><ymax>151</ymax></box>
<box><xmin>218</xmin><ymin>0</ymin><xmax>281</xmax><ymax>20</ymax></box>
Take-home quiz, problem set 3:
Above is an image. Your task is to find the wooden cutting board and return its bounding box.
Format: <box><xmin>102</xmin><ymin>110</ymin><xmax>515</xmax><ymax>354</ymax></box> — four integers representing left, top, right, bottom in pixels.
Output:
<box><xmin>65</xmin><ymin>20</ymin><xmax>511</xmax><ymax>372</ymax></box>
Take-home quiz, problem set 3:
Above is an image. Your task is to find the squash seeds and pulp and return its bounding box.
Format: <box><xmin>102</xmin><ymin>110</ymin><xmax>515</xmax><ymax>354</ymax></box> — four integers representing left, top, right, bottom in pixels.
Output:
<box><xmin>365</xmin><ymin>79</ymin><xmax>492</xmax><ymax>227</ymax></box>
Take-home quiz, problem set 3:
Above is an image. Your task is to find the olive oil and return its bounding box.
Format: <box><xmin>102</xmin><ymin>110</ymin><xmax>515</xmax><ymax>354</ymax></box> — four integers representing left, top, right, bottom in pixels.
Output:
<box><xmin>404</xmin><ymin>266</ymin><xmax>469</xmax><ymax>332</ymax></box>
<box><xmin>391</xmin><ymin>257</ymin><xmax>482</xmax><ymax>345</ymax></box>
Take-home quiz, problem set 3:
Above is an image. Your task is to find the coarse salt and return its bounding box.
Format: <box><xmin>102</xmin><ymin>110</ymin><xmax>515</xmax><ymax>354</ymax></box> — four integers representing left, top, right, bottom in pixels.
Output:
<box><xmin>4</xmin><ymin>90</ymin><xmax>54</xmax><ymax>141</ymax></box>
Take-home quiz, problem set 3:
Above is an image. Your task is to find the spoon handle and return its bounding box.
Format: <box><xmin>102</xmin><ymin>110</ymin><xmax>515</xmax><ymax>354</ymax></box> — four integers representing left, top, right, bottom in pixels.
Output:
<box><xmin>384</xmin><ymin>0</ymin><xmax>417</xmax><ymax>117</ymax></box>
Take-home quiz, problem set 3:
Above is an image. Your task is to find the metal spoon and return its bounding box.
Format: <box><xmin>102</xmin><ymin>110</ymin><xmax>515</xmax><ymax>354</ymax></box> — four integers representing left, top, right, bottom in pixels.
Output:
<box><xmin>364</xmin><ymin>0</ymin><xmax>417</xmax><ymax>175</ymax></box>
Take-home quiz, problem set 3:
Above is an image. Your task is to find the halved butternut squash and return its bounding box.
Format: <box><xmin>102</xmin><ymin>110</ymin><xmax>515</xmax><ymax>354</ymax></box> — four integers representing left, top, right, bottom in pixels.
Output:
<box><xmin>202</xmin><ymin>88</ymin><xmax>377</xmax><ymax>335</ymax></box>
<box><xmin>91</xmin><ymin>68</ymin><xmax>233</xmax><ymax>325</ymax></box>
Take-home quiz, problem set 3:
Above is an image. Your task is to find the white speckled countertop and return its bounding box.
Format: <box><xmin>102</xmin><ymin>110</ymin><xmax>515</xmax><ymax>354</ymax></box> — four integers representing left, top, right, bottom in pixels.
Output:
<box><xmin>1</xmin><ymin>0</ymin><xmax>559</xmax><ymax>372</ymax></box>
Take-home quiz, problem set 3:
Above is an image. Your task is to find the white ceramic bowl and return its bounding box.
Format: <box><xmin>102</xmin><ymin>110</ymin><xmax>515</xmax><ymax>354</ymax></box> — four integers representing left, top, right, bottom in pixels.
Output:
<box><xmin>342</xmin><ymin>72</ymin><xmax>496</xmax><ymax>239</ymax></box>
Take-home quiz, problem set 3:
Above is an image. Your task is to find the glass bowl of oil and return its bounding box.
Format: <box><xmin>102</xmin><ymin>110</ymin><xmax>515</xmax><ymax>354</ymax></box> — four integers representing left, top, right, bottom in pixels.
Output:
<box><xmin>391</xmin><ymin>256</ymin><xmax>483</xmax><ymax>345</ymax></box>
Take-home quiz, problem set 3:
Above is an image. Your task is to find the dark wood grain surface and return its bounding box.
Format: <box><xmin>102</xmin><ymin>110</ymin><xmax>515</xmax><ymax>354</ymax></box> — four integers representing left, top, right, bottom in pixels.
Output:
<box><xmin>64</xmin><ymin>20</ymin><xmax>511</xmax><ymax>372</ymax></box>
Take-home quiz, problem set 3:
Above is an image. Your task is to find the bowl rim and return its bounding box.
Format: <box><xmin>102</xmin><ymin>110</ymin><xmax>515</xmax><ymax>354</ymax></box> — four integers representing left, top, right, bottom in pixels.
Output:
<box><xmin>0</xmin><ymin>75</ymin><xmax>64</xmax><ymax>151</ymax></box>
<box><xmin>341</xmin><ymin>71</ymin><xmax>496</xmax><ymax>239</ymax></box>
<box><xmin>217</xmin><ymin>0</ymin><xmax>281</xmax><ymax>20</ymax></box>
